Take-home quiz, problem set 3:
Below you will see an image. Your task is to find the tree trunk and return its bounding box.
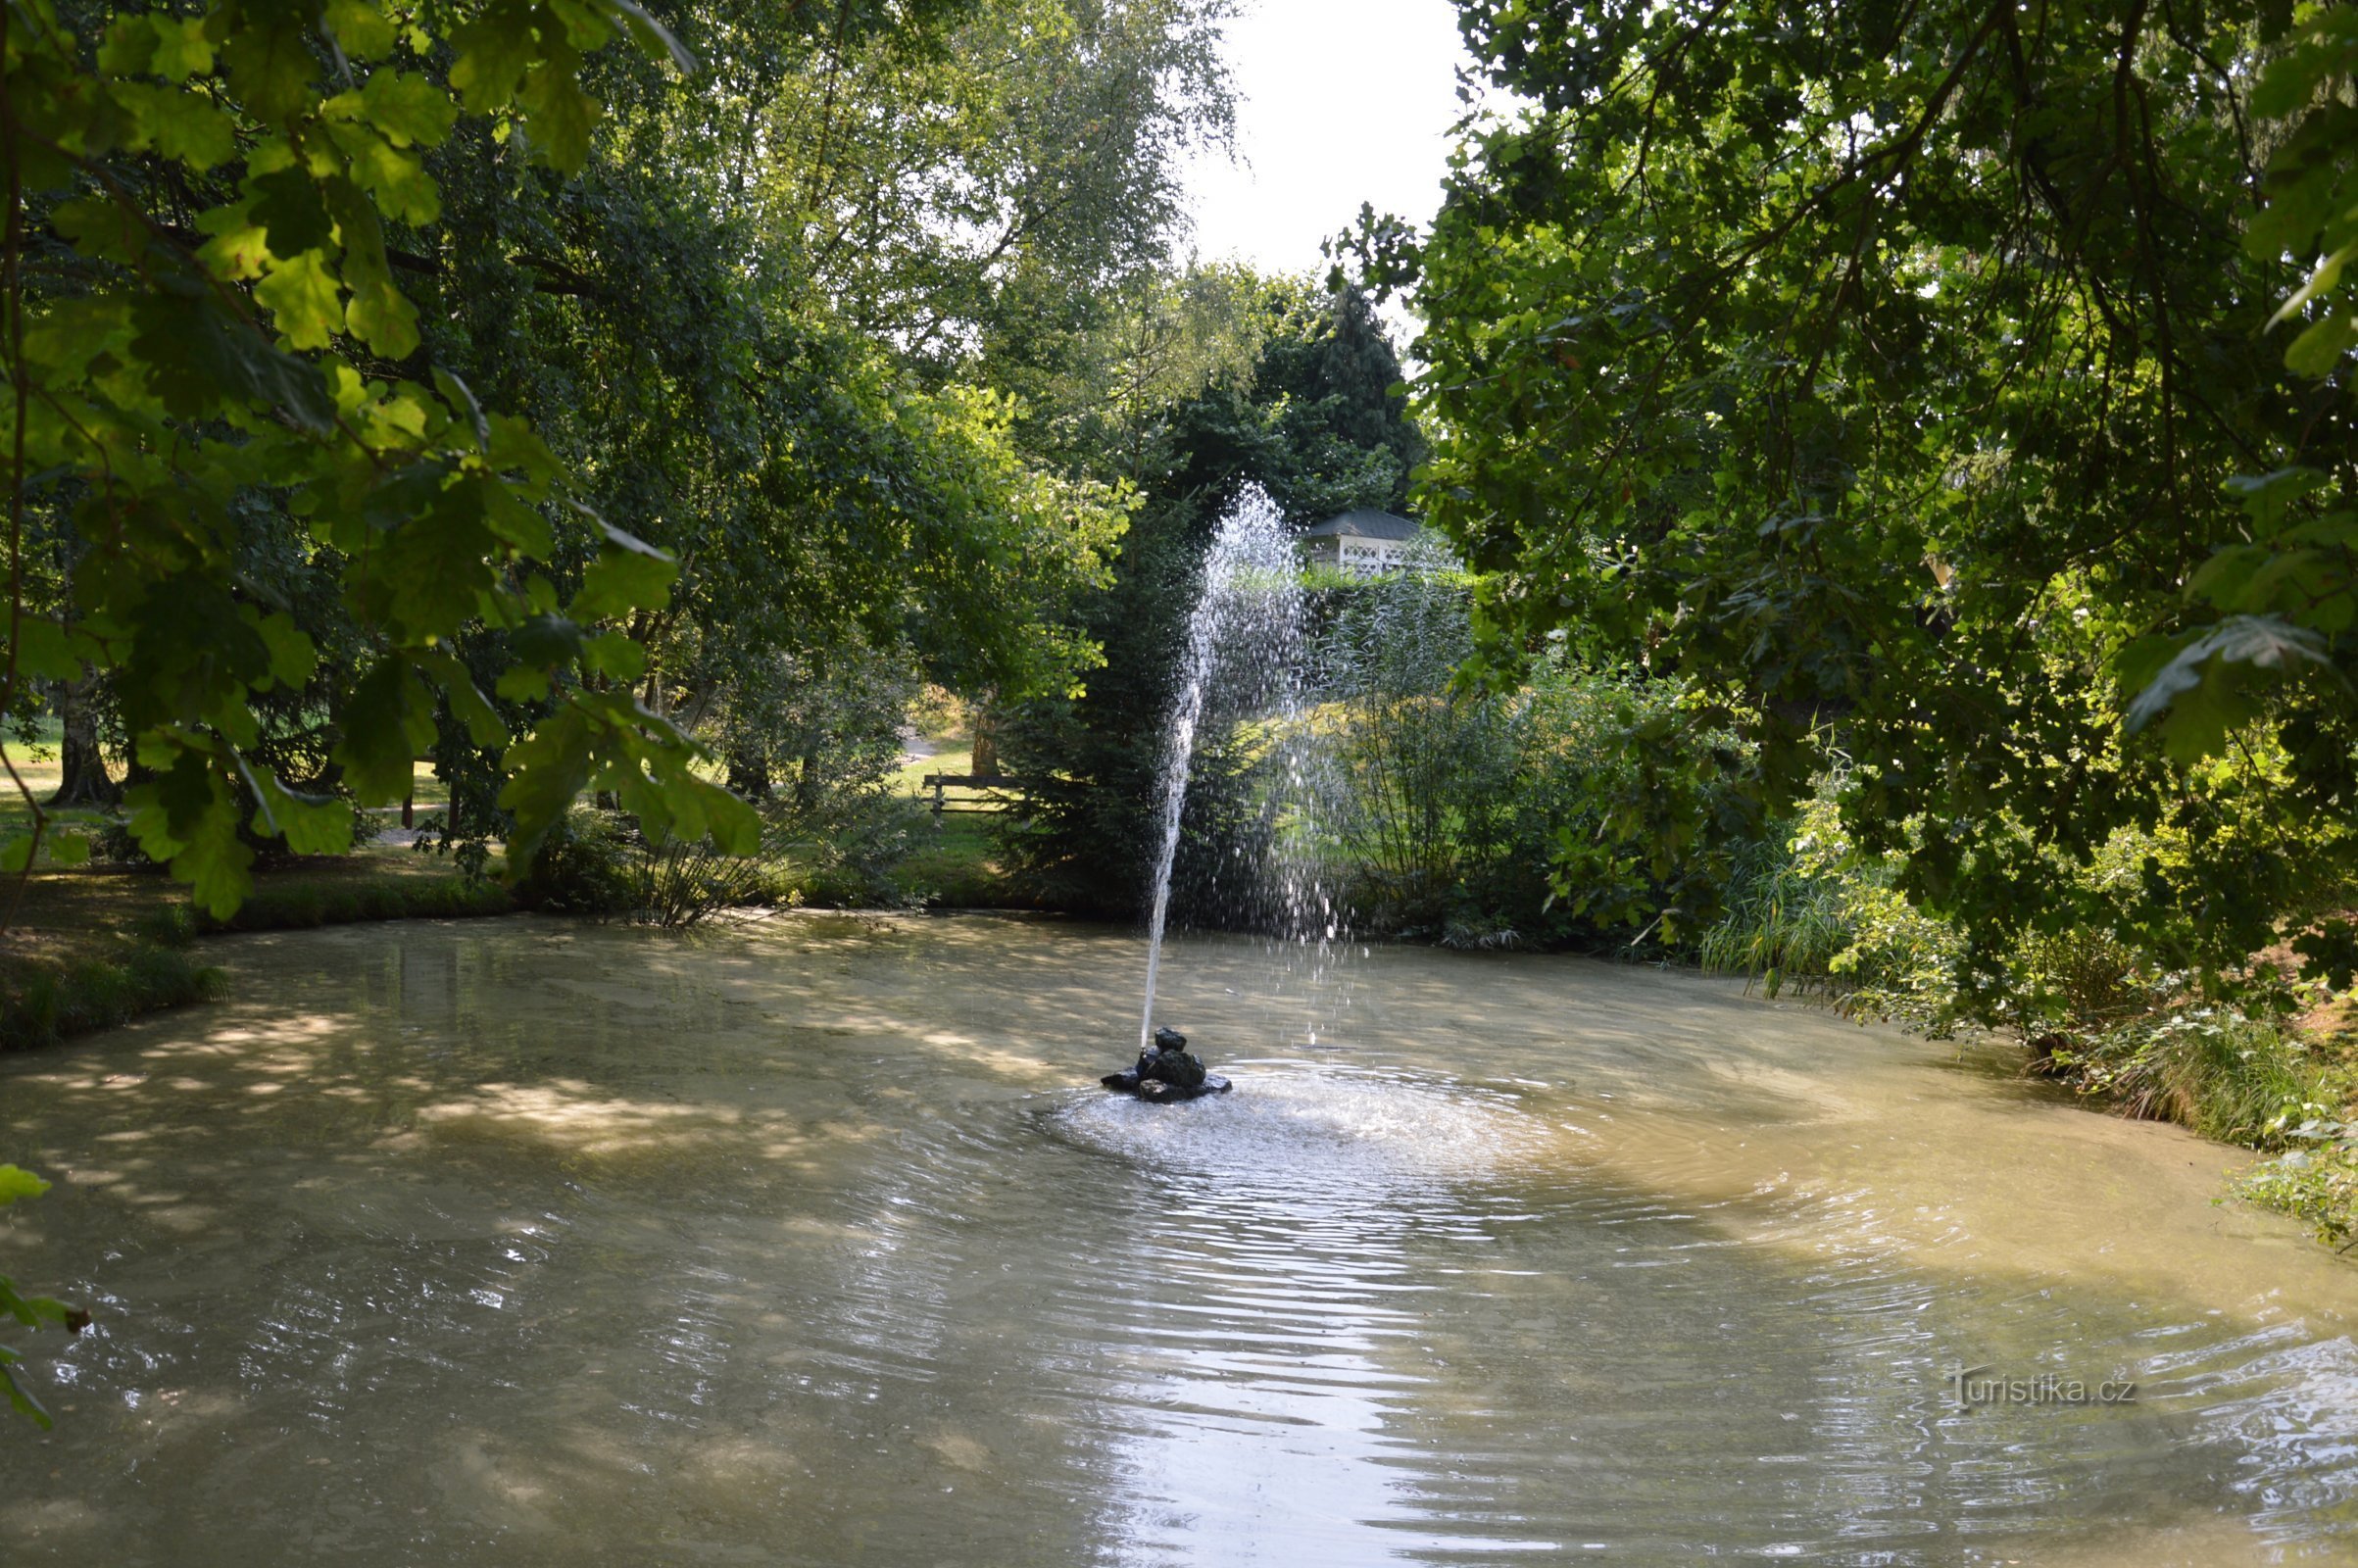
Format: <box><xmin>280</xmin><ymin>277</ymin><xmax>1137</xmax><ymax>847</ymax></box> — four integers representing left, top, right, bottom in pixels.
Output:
<box><xmin>726</xmin><ymin>752</ymin><xmax>772</xmax><ymax>802</ymax></box>
<box><xmin>969</xmin><ymin>704</ymin><xmax>1000</xmax><ymax>778</ymax></box>
<box><xmin>47</xmin><ymin>673</ymin><xmax>120</xmax><ymax>808</ymax></box>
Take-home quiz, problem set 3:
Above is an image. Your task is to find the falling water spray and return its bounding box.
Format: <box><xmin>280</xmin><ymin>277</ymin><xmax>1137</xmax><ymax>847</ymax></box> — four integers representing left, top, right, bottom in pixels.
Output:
<box><xmin>1137</xmin><ymin>486</ymin><xmax>1336</xmax><ymax>1053</ymax></box>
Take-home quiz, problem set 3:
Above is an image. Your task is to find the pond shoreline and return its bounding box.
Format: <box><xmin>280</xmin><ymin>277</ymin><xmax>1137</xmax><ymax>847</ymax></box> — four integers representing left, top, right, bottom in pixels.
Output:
<box><xmin>12</xmin><ymin>888</ymin><xmax>2347</xmax><ymax>1265</ymax></box>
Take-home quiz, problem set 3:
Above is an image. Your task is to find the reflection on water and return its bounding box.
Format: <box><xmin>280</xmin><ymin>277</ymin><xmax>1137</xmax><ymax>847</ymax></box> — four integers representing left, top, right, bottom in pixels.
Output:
<box><xmin>1</xmin><ymin>914</ymin><xmax>2355</xmax><ymax>1565</ymax></box>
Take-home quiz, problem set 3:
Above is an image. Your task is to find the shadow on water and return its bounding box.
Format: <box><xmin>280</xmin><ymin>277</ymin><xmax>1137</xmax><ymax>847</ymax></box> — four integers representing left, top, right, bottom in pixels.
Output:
<box><xmin>1</xmin><ymin>914</ymin><xmax>2354</xmax><ymax>1565</ymax></box>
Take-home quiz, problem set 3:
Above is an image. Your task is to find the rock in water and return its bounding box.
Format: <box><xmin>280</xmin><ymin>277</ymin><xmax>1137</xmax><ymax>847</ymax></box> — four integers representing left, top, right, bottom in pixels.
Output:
<box><xmin>1102</xmin><ymin>1026</ymin><xmax>1230</xmax><ymax>1101</ymax></box>
<box><xmin>1133</xmin><ymin>1073</ymin><xmax>1233</xmax><ymax>1103</ymax></box>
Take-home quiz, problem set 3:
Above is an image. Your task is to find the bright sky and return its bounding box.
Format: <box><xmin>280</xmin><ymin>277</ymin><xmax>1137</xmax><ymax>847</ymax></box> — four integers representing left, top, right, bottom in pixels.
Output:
<box><xmin>1181</xmin><ymin>0</ymin><xmax>1477</xmax><ymax>284</ymax></box>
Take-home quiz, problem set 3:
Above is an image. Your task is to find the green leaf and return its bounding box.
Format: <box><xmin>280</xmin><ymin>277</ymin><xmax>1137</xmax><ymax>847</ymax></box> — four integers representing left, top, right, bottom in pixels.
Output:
<box><xmin>499</xmin><ymin>706</ymin><xmax>598</xmax><ymax>868</ymax></box>
<box><xmin>580</xmin><ymin>630</ymin><xmax>647</xmax><ymax>681</ymax></box>
<box><xmin>243</xmin><ymin>765</ymin><xmax>355</xmax><ymax>857</ymax></box>
<box><xmin>356</xmin><ymin>69</ymin><xmax>459</xmax><ymax>148</ymax></box>
<box><xmin>23</xmin><ymin>297</ymin><xmax>131</xmax><ymax>378</ymax></box>
<box><xmin>416</xmin><ymin>650</ymin><xmax>511</xmax><ymax>749</ymax></box>
<box><xmin>246</xmin><ymin>166</ymin><xmax>336</xmax><ymax>260</ymax></box>
<box><xmin>570</xmin><ymin>535</ymin><xmax>678</xmax><ymax>620</ymax></box>
<box><xmin>596</xmin><ymin>0</ymin><xmax>697</xmax><ymax>73</ymax></box>
<box><xmin>254</xmin><ymin>250</ymin><xmax>345</xmax><ymax>352</ymax></box>
<box><xmin>2284</xmin><ymin>314</ymin><xmax>2358</xmax><ymax>378</ymax></box>
<box><xmin>150</xmin><ymin>16</ymin><xmax>217</xmax><ymax>80</ymax></box>
<box><xmin>131</xmin><ymin>282</ymin><xmax>337</xmax><ymax>433</ymax></box>
<box><xmin>0</xmin><ymin>1167</ymin><xmax>51</xmax><ymax>1206</ymax></box>
<box><xmin>194</xmin><ymin>208</ymin><xmax>272</xmax><ymax>281</ymax></box>
<box><xmin>323</xmin><ymin>0</ymin><xmax>398</xmax><ymax>60</ymax></box>
<box><xmin>47</xmin><ymin>833</ymin><xmax>90</xmax><ymax>867</ymax></box>
<box><xmin>53</xmin><ymin>195</ymin><xmax>152</xmax><ymax>267</ymax></box>
<box><xmin>250</xmin><ymin>610</ymin><xmax>319</xmax><ymax>690</ymax></box>
<box><xmin>357</xmin><ymin>460</ymin><xmax>456</xmax><ymax>534</ymax></box>
<box><xmin>126</xmin><ymin>757</ymin><xmax>259</xmax><ymax>919</ymax></box>
<box><xmin>116</xmin><ymin>82</ymin><xmax>238</xmax><ymax>171</ymax></box>
<box><xmin>344</xmin><ymin>268</ymin><xmax>419</xmax><ymax>360</ymax></box>
<box><xmin>495</xmin><ymin>664</ymin><xmax>553</xmax><ymax>703</ymax></box>
<box><xmin>377</xmin><ymin>482</ymin><xmax>502</xmax><ymax>634</ymax></box>
<box><xmin>217</xmin><ymin>19</ymin><xmax>319</xmax><ymax>127</ymax></box>
<box><xmin>511</xmin><ymin>612</ymin><xmax>585</xmax><ymax>669</ymax></box>
<box><xmin>434</xmin><ymin>368</ymin><xmax>493</xmax><ymax>454</ymax></box>
<box><xmin>3</xmin><ymin>1358</ymin><xmax>56</xmax><ymax>1431</ymax></box>
<box><xmin>487</xmin><ymin>416</ymin><xmax>566</xmax><ymax>487</ymax></box>
<box><xmin>0</xmin><ymin>1283</ymin><xmax>67</xmax><ymax>1331</ymax></box>
<box><xmin>2123</xmin><ymin>615</ymin><xmax>2339</xmax><ymax>760</ymax></box>
<box><xmin>96</xmin><ymin>15</ymin><xmax>161</xmax><ymax>74</ymax></box>
<box><xmin>325</xmin><ymin>180</ymin><xmax>418</xmax><ymax>359</ymax></box>
<box><xmin>333</xmin><ymin>659</ymin><xmax>438</xmax><ymax>804</ymax></box>
<box><xmin>517</xmin><ymin>56</ymin><xmax>599</xmax><ymax>172</ymax></box>
<box><xmin>690</xmin><ymin>777</ymin><xmax>760</xmax><ymax>856</ymax></box>
<box><xmin>2267</xmin><ymin>239</ymin><xmax>2357</xmax><ymax>329</ymax></box>
<box><xmin>546</xmin><ymin>0</ymin><xmax>618</xmax><ymax>50</ymax></box>
<box><xmin>480</xmin><ymin>481</ymin><xmax>556</xmax><ymax>558</ymax></box>
<box><xmin>0</xmin><ymin>836</ymin><xmax>34</xmax><ymax>875</ymax></box>
<box><xmin>449</xmin><ymin>6</ymin><xmax>537</xmax><ymax>112</ymax></box>
<box><xmin>14</xmin><ymin>617</ymin><xmax>100</xmax><ymax>682</ymax></box>
<box><xmin>2289</xmin><ymin>915</ymin><xmax>2358</xmax><ymax>992</ymax></box>
<box><xmin>2222</xmin><ymin>466</ymin><xmax>2327</xmax><ymax>529</ymax></box>
<box><xmin>333</xmin><ymin>126</ymin><xmax>441</xmax><ymax>226</ymax></box>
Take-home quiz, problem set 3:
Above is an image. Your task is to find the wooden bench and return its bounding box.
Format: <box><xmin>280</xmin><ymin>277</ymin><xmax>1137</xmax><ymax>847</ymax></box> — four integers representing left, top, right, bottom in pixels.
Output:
<box><xmin>918</xmin><ymin>773</ymin><xmax>1043</xmax><ymax>816</ymax></box>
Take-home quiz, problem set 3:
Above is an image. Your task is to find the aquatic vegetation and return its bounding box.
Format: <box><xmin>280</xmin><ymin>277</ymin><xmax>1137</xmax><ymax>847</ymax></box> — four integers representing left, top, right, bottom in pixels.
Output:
<box><xmin>2237</xmin><ymin>1134</ymin><xmax>2358</xmax><ymax>1249</ymax></box>
<box><xmin>0</xmin><ymin>1165</ymin><xmax>80</xmax><ymax>1428</ymax></box>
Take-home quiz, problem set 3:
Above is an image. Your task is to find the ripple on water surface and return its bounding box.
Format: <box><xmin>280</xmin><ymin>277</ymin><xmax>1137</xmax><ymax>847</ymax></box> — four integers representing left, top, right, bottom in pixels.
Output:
<box><xmin>1051</xmin><ymin>1064</ymin><xmax>1544</xmax><ymax>1190</ymax></box>
<box><xmin>4</xmin><ymin>917</ymin><xmax>2358</xmax><ymax>1567</ymax></box>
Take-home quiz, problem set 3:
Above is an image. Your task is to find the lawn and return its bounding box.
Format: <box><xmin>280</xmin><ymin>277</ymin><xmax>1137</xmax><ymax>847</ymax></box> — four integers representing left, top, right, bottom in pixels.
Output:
<box><xmin>0</xmin><ymin>734</ymin><xmax>453</xmax><ymax>850</ymax></box>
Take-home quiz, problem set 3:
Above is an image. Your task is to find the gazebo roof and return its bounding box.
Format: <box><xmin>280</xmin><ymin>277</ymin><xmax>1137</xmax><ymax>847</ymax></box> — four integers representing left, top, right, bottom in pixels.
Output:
<box><xmin>1300</xmin><ymin>509</ymin><xmax>1421</xmax><ymax>542</ymax></box>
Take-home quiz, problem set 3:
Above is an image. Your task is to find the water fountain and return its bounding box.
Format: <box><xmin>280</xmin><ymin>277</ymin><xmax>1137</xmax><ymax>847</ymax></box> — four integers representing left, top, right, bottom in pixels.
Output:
<box><xmin>1109</xmin><ymin>485</ymin><xmax>1336</xmax><ymax>1098</ymax></box>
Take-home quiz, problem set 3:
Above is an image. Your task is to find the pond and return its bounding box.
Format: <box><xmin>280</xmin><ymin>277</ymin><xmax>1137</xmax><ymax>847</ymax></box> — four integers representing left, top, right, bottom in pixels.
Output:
<box><xmin>2</xmin><ymin>912</ymin><xmax>2354</xmax><ymax>1564</ymax></box>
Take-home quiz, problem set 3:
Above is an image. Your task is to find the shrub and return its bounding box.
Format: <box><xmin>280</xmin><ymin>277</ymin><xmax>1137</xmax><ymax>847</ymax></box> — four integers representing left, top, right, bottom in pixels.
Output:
<box><xmin>626</xmin><ymin>834</ymin><xmax>795</xmax><ymax>926</ymax></box>
<box><xmin>1696</xmin><ymin>828</ymin><xmax>1854</xmax><ymax>998</ymax></box>
<box><xmin>2236</xmin><ymin>1137</ymin><xmax>2358</xmax><ymax>1248</ymax></box>
<box><xmin>512</xmin><ymin>800</ymin><xmax>919</xmax><ymax>925</ymax></box>
<box><xmin>2051</xmin><ymin>1009</ymin><xmax>2347</xmax><ymax>1146</ymax></box>
<box><xmin>1314</xmin><ymin>564</ymin><xmax>1760</xmax><ymax>948</ymax></box>
<box><xmin>515</xmin><ymin>808</ymin><xmax>637</xmax><ymax>914</ymax></box>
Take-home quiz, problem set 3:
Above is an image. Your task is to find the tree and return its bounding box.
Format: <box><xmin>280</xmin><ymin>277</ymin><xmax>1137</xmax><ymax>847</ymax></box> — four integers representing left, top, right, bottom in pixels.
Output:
<box><xmin>4</xmin><ymin>0</ymin><xmax>759</xmax><ymax>919</ymax></box>
<box><xmin>733</xmin><ymin>0</ymin><xmax>1237</xmax><ymax>378</ymax></box>
<box><xmin>1001</xmin><ymin>274</ymin><xmax>1427</xmax><ymax>914</ymax></box>
<box><xmin>1358</xmin><ymin>0</ymin><xmax>2358</xmax><ymax>1000</ymax></box>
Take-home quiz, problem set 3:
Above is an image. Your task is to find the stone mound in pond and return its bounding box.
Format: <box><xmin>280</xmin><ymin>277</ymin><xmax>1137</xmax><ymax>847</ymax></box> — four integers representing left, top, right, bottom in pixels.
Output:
<box><xmin>1101</xmin><ymin>1025</ymin><xmax>1228</xmax><ymax>1102</ymax></box>
<box><xmin>1102</xmin><ymin>1072</ymin><xmax>1233</xmax><ymax>1103</ymax></box>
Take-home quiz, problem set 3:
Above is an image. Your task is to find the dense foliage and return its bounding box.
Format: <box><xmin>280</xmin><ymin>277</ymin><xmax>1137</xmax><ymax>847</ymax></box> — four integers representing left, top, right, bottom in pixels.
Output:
<box><xmin>1318</xmin><ymin>556</ymin><xmax>1757</xmax><ymax>948</ymax></box>
<box><xmin>4</xmin><ymin>0</ymin><xmax>761</xmax><ymax>916</ymax></box>
<box><xmin>1351</xmin><ymin>0</ymin><xmax>2358</xmax><ymax>1008</ymax></box>
<box><xmin>1000</xmin><ymin>277</ymin><xmax>1425</xmax><ymax>915</ymax></box>
<box><xmin>2</xmin><ymin>0</ymin><xmax>1242</xmax><ymax>924</ymax></box>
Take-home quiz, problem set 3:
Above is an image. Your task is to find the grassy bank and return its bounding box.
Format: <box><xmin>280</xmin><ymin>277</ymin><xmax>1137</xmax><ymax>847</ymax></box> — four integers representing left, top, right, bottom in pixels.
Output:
<box><xmin>1692</xmin><ymin>809</ymin><xmax>2358</xmax><ymax>1250</ymax></box>
<box><xmin>0</xmin><ymin>850</ymin><xmax>515</xmax><ymax>1052</ymax></box>
<box><xmin>885</xmin><ymin>811</ymin><xmax>1031</xmax><ymax>909</ymax></box>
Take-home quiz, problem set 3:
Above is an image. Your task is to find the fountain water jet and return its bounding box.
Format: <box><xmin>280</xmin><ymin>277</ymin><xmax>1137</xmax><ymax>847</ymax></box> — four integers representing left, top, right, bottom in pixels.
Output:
<box><xmin>1134</xmin><ymin>486</ymin><xmax>1336</xmax><ymax>1065</ymax></box>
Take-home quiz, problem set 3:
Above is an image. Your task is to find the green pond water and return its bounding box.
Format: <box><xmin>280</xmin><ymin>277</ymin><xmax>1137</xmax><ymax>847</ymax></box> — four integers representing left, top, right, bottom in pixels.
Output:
<box><xmin>2</xmin><ymin>911</ymin><xmax>2355</xmax><ymax>1565</ymax></box>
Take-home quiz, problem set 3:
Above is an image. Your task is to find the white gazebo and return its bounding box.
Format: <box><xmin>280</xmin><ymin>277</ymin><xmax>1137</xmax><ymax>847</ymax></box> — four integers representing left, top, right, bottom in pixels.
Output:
<box><xmin>1295</xmin><ymin>510</ymin><xmax>1449</xmax><ymax>575</ymax></box>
